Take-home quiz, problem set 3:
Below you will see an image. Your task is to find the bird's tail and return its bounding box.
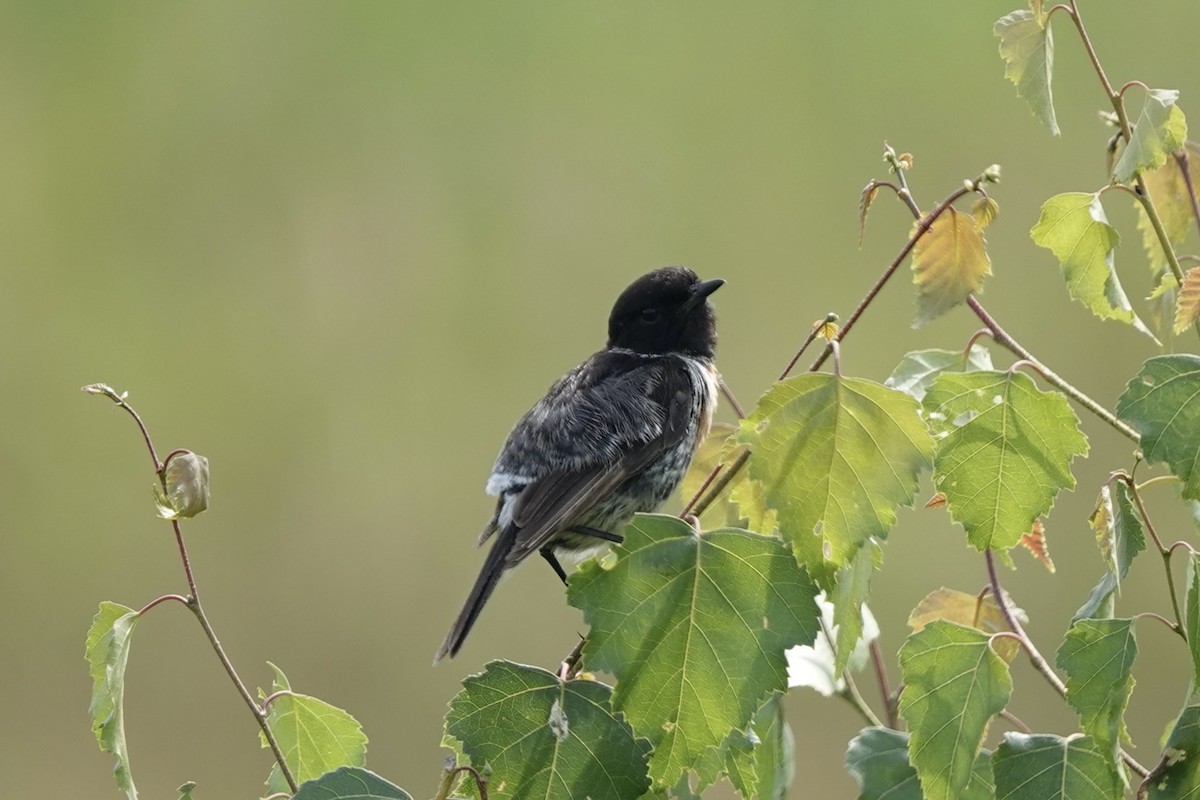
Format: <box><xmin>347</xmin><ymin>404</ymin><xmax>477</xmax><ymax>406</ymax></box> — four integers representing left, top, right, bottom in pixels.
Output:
<box><xmin>434</xmin><ymin>525</ymin><xmax>516</xmax><ymax>662</ymax></box>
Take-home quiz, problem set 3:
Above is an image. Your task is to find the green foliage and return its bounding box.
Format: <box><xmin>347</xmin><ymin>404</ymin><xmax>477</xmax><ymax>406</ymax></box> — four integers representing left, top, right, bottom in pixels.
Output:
<box><xmin>290</xmin><ymin>767</ymin><xmax>412</xmax><ymax>800</ymax></box>
<box><xmin>1055</xmin><ymin>618</ymin><xmax>1137</xmax><ymax>763</ymax></box>
<box><xmin>831</xmin><ymin>542</ymin><xmax>879</xmax><ymax>673</ymax></box>
<box><xmin>990</xmin><ymin>733</ymin><xmax>1124</xmax><ymax>800</ymax></box>
<box><xmin>995</xmin><ymin>7</ymin><xmax>1059</xmax><ymax>135</ymax></box>
<box><xmin>1117</xmin><ymin>355</ymin><xmax>1200</xmax><ymax>500</ymax></box>
<box><xmin>1188</xmin><ymin>554</ymin><xmax>1200</xmax><ymax>689</ymax></box>
<box><xmin>844</xmin><ymin>728</ymin><xmax>993</xmax><ymax>800</ymax></box>
<box><xmin>1113</xmin><ymin>89</ymin><xmax>1188</xmax><ymax>183</ymax></box>
<box><xmin>444</xmin><ymin>661</ymin><xmax>651</xmax><ymax>800</ymax></box>
<box><xmin>1148</xmin><ymin>698</ymin><xmax>1200</xmax><ymax>800</ymax></box>
<box><xmin>1076</xmin><ymin>481</ymin><xmax>1146</xmax><ymax>620</ymax></box>
<box><xmin>260</xmin><ymin>663</ymin><xmax>368</xmax><ymax>793</ymax></box>
<box><xmin>898</xmin><ymin>621</ymin><xmax>1012</xmax><ymax>800</ymax></box>
<box><xmin>746</xmin><ymin>695</ymin><xmax>793</xmax><ymax>800</ymax></box>
<box><xmin>924</xmin><ymin>370</ymin><xmax>1088</xmax><ymax>551</ymax></box>
<box><xmin>86</xmin><ymin>602</ymin><xmax>141</xmax><ymax>800</ymax></box>
<box><xmin>1030</xmin><ymin>192</ymin><xmax>1155</xmax><ymax>339</ymax></box>
<box><xmin>738</xmin><ymin>374</ymin><xmax>933</xmax><ymax>581</ymax></box>
<box><xmin>568</xmin><ymin>514</ymin><xmax>820</xmax><ymax>790</ymax></box>
<box><xmin>884</xmin><ymin>345</ymin><xmax>994</xmax><ymax>403</ymax></box>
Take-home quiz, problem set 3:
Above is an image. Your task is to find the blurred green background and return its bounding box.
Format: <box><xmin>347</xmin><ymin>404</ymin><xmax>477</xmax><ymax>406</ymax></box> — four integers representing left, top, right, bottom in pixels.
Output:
<box><xmin>4</xmin><ymin>2</ymin><xmax>1200</xmax><ymax>797</ymax></box>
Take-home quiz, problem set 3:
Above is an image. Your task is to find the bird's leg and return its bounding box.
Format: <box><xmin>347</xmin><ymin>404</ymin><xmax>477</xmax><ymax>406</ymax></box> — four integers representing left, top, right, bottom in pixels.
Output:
<box><xmin>540</xmin><ymin>547</ymin><xmax>569</xmax><ymax>585</ymax></box>
<box><xmin>569</xmin><ymin>525</ymin><xmax>624</xmax><ymax>544</ymax></box>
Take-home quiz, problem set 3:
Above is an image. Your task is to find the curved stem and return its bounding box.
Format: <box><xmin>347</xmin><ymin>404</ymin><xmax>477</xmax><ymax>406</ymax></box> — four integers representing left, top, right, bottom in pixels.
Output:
<box><xmin>966</xmin><ymin>297</ymin><xmax>1140</xmax><ymax>442</ymax></box>
<box><xmin>137</xmin><ymin>594</ymin><xmax>190</xmax><ymax>616</ymax></box>
<box><xmin>808</xmin><ymin>185</ymin><xmax>973</xmax><ymax>374</ymax></box>
<box><xmin>986</xmin><ymin>550</ymin><xmax>1149</xmax><ymax>777</ymax></box>
<box><xmin>176</xmin><ymin>521</ymin><xmax>298</xmax><ymax>794</ymax></box>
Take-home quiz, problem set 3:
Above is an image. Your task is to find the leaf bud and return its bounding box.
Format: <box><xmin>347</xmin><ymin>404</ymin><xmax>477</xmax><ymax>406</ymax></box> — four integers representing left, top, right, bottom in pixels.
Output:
<box><xmin>983</xmin><ymin>163</ymin><xmax>1002</xmax><ymax>183</ymax></box>
<box><xmin>153</xmin><ymin>450</ymin><xmax>210</xmax><ymax>520</ymax></box>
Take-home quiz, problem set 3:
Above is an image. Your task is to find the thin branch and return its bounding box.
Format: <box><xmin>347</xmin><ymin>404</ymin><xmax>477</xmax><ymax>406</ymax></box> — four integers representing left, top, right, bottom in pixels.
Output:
<box><xmin>1114</xmin><ymin>473</ymin><xmax>1188</xmax><ymax>639</ymax></box>
<box><xmin>868</xmin><ymin>639</ymin><xmax>898</xmax><ymax>729</ymax></box>
<box><xmin>998</xmin><ymin>709</ymin><xmax>1033</xmax><ymax>734</ymax></box>
<box><xmin>86</xmin><ymin>387</ymin><xmax>299</xmax><ymax>795</ymax></box>
<box><xmin>718</xmin><ymin>377</ymin><xmax>746</xmax><ymax>419</ymax></box>
<box><xmin>808</xmin><ymin>183</ymin><xmax>975</xmax><ymax>374</ymax></box>
<box><xmin>779</xmin><ymin>312</ymin><xmax>838</xmax><ymax>382</ymax></box>
<box><xmin>82</xmin><ymin>384</ymin><xmax>162</xmax><ymax>472</ymax></box>
<box><xmin>966</xmin><ymin>297</ymin><xmax>1140</xmax><ymax>442</ymax></box>
<box><xmin>1175</xmin><ymin>150</ymin><xmax>1200</xmax><ymax>239</ymax></box>
<box><xmin>558</xmin><ymin>635</ymin><xmax>587</xmax><ymax>681</ymax></box>
<box><xmin>819</xmin><ymin>613</ymin><xmax>884</xmax><ymax>729</ymax></box>
<box><xmin>986</xmin><ymin>550</ymin><xmax>1149</xmax><ymax>778</ymax></box>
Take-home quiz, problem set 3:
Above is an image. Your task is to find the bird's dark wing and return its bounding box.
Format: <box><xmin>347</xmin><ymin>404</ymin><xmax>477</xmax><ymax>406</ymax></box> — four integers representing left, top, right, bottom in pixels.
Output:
<box><xmin>494</xmin><ymin>351</ymin><xmax>696</xmax><ymax>565</ymax></box>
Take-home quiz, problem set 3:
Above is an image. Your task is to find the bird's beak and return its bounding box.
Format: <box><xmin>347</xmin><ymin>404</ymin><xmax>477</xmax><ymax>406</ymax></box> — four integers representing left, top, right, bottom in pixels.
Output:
<box><xmin>687</xmin><ymin>278</ymin><xmax>724</xmax><ymax>307</ymax></box>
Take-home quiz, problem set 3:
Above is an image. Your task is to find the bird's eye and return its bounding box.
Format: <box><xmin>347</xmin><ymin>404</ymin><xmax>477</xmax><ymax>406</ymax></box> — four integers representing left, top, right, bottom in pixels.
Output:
<box><xmin>640</xmin><ymin>307</ymin><xmax>659</xmax><ymax>323</ymax></box>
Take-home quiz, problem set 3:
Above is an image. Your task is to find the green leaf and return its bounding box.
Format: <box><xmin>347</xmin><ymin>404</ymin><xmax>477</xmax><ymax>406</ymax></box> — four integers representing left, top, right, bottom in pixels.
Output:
<box><xmin>176</xmin><ymin>782</ymin><xmax>196</xmax><ymax>800</ymax></box>
<box><xmin>1147</xmin><ymin>697</ymin><xmax>1200</xmax><ymax>800</ymax></box>
<box><xmin>261</xmin><ymin>663</ymin><xmax>368</xmax><ymax>794</ymax></box>
<box><xmin>738</xmin><ymin>374</ymin><xmax>934</xmax><ymax>580</ymax></box>
<box><xmin>444</xmin><ymin>661</ymin><xmax>651</xmax><ymax>800</ymax></box>
<box><xmin>911</xmin><ymin>207</ymin><xmax>993</xmax><ymax>327</ymax></box>
<box><xmin>832</xmin><ymin>541</ymin><xmax>879</xmax><ymax>673</ymax></box>
<box><xmin>844</xmin><ymin>728</ymin><xmax>993</xmax><ymax>800</ymax></box>
<box><xmin>1188</xmin><ymin>554</ymin><xmax>1200</xmax><ymax>688</ymax></box>
<box><xmin>995</xmin><ymin>9</ymin><xmax>1059</xmax><ymax>135</ymax></box>
<box><xmin>1055</xmin><ymin>618</ymin><xmax>1137</xmax><ymax>763</ymax></box>
<box><xmin>86</xmin><ymin>601</ymin><xmax>141</xmax><ymax>800</ymax></box>
<box><xmin>1117</xmin><ymin>355</ymin><xmax>1200</xmax><ymax>501</ymax></box>
<box><xmin>924</xmin><ymin>370</ymin><xmax>1089</xmax><ymax>551</ymax></box>
<box><xmin>291</xmin><ymin>767</ymin><xmax>412</xmax><ymax>800</ymax></box>
<box><xmin>898</xmin><ymin>621</ymin><xmax>1012</xmax><ymax>800</ymax></box>
<box><xmin>1113</xmin><ymin>89</ymin><xmax>1189</xmax><ymax>182</ymax></box>
<box><xmin>1031</xmin><ymin>192</ymin><xmax>1156</xmax><ymax>340</ymax></box>
<box><xmin>568</xmin><ymin>515</ymin><xmax>821</xmax><ymax>790</ymax></box>
<box><xmin>991</xmin><ymin>733</ymin><xmax>1124</xmax><ymax>800</ymax></box>
<box><xmin>749</xmin><ymin>695</ymin><xmax>794</xmax><ymax>800</ymax></box>
<box><xmin>1076</xmin><ymin>482</ymin><xmax>1146</xmax><ymax>621</ymax></box>
<box><xmin>885</xmin><ymin>345</ymin><xmax>995</xmax><ymax>403</ymax></box>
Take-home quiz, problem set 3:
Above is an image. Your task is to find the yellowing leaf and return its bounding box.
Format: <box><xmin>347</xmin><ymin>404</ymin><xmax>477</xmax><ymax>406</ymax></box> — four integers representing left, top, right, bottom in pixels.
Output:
<box><xmin>1113</xmin><ymin>89</ymin><xmax>1188</xmax><ymax>182</ymax></box>
<box><xmin>908</xmin><ymin>587</ymin><xmax>1023</xmax><ymax>662</ymax></box>
<box><xmin>1031</xmin><ymin>192</ymin><xmax>1157</xmax><ymax>341</ymax></box>
<box><xmin>911</xmin><ymin>207</ymin><xmax>992</xmax><ymax>327</ymax></box>
<box><xmin>1137</xmin><ymin>146</ymin><xmax>1199</xmax><ymax>270</ymax></box>
<box><xmin>1175</xmin><ymin>267</ymin><xmax>1200</xmax><ymax>334</ymax></box>
<box><xmin>995</xmin><ymin>9</ymin><xmax>1059</xmax><ymax>135</ymax></box>
<box><xmin>859</xmin><ymin>182</ymin><xmax>881</xmax><ymax>247</ymax></box>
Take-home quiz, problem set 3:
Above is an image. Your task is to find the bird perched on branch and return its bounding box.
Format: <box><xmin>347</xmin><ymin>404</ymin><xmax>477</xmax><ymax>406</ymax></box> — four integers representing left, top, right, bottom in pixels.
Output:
<box><xmin>435</xmin><ymin>266</ymin><xmax>723</xmax><ymax>661</ymax></box>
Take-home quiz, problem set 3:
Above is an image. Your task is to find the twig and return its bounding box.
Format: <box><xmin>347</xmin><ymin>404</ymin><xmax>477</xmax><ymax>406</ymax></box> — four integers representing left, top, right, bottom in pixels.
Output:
<box><xmin>966</xmin><ymin>297</ymin><xmax>1140</xmax><ymax>442</ymax></box>
<box><xmin>558</xmin><ymin>636</ymin><xmax>587</xmax><ymax>681</ymax></box>
<box><xmin>985</xmin><ymin>550</ymin><xmax>1149</xmax><ymax>778</ymax></box>
<box><xmin>1115</xmin><ymin>473</ymin><xmax>1187</xmax><ymax>639</ymax></box>
<box><xmin>86</xmin><ymin>386</ymin><xmax>300</xmax><ymax>794</ymax></box>
<box><xmin>868</xmin><ymin>639</ymin><xmax>898</xmax><ymax>729</ymax></box>
<box><xmin>1175</xmin><ymin>150</ymin><xmax>1200</xmax><ymax>239</ymax></box>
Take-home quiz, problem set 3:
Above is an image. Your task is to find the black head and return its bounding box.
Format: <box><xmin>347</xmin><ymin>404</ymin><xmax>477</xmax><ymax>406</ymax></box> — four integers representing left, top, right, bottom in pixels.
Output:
<box><xmin>607</xmin><ymin>266</ymin><xmax>722</xmax><ymax>358</ymax></box>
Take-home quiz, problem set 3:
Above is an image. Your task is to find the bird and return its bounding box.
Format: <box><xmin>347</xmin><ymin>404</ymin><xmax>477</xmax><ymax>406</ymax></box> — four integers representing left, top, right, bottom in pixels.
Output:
<box><xmin>435</xmin><ymin>266</ymin><xmax>723</xmax><ymax>661</ymax></box>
